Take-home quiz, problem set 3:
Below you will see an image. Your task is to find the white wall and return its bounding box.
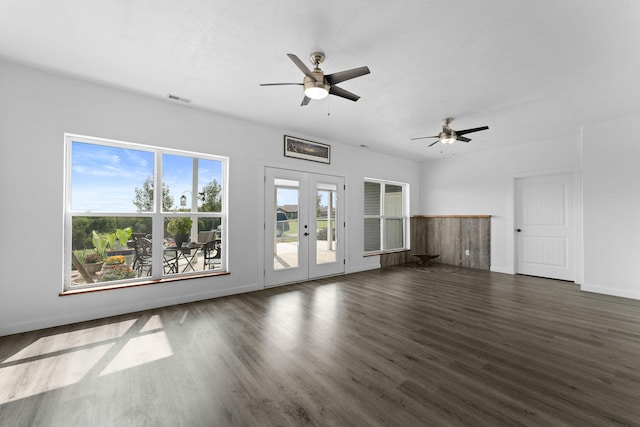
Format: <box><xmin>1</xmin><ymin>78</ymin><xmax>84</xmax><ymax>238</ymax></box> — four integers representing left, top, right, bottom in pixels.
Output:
<box><xmin>582</xmin><ymin>114</ymin><xmax>640</xmax><ymax>299</ymax></box>
<box><xmin>420</xmin><ymin>136</ymin><xmax>582</xmax><ymax>275</ymax></box>
<box><xmin>0</xmin><ymin>60</ymin><xmax>420</xmax><ymax>336</ymax></box>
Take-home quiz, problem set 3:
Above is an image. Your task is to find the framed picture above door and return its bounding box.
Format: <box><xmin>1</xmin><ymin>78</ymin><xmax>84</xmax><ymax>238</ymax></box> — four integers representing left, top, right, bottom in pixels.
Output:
<box><xmin>284</xmin><ymin>135</ymin><xmax>331</xmax><ymax>164</ymax></box>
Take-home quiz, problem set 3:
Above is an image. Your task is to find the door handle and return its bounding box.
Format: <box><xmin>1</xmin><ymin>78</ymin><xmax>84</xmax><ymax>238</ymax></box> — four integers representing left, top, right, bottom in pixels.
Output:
<box><xmin>516</xmin><ymin>229</ymin><xmax>522</xmax><ymax>232</ymax></box>
<box><xmin>304</xmin><ymin>232</ymin><xmax>309</xmax><ymax>236</ymax></box>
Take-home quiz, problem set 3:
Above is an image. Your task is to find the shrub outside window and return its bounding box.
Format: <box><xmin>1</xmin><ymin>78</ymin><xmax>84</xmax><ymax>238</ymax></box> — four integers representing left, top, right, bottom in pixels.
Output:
<box><xmin>64</xmin><ymin>134</ymin><xmax>227</xmax><ymax>290</ymax></box>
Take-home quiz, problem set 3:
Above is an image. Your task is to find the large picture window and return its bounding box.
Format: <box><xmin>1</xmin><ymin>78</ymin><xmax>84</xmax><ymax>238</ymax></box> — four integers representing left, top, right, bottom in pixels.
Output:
<box><xmin>64</xmin><ymin>134</ymin><xmax>227</xmax><ymax>290</ymax></box>
<box><xmin>364</xmin><ymin>179</ymin><xmax>409</xmax><ymax>253</ymax></box>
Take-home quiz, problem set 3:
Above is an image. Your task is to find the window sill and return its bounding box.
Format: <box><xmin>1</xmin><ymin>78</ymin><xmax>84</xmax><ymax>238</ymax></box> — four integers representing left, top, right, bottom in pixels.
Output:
<box><xmin>363</xmin><ymin>249</ymin><xmax>410</xmax><ymax>257</ymax></box>
<box><xmin>60</xmin><ymin>271</ymin><xmax>230</xmax><ymax>296</ymax></box>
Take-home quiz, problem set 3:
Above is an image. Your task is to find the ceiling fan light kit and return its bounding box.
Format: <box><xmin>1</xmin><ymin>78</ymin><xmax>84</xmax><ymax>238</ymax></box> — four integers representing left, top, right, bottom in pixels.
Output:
<box><xmin>439</xmin><ymin>132</ymin><xmax>457</xmax><ymax>144</ymax></box>
<box><xmin>303</xmin><ymin>76</ymin><xmax>329</xmax><ymax>99</ymax></box>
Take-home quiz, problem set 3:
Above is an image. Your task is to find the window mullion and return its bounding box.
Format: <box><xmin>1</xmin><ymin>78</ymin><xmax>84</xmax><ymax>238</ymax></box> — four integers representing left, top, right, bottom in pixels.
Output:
<box><xmin>151</xmin><ymin>150</ymin><xmax>163</xmax><ymax>279</ymax></box>
<box><xmin>190</xmin><ymin>158</ymin><xmax>198</xmax><ymax>242</ymax></box>
<box><xmin>380</xmin><ymin>183</ymin><xmax>385</xmax><ymax>251</ymax></box>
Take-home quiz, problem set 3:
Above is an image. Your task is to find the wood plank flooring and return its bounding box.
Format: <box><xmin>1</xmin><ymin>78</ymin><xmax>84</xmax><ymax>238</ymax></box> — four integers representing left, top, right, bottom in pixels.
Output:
<box><xmin>1</xmin><ymin>265</ymin><xmax>640</xmax><ymax>426</ymax></box>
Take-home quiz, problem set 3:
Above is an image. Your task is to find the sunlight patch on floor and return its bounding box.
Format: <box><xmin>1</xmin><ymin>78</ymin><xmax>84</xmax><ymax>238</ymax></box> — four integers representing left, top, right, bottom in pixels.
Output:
<box><xmin>0</xmin><ymin>316</ymin><xmax>174</xmax><ymax>404</ymax></box>
<box><xmin>99</xmin><ymin>317</ymin><xmax>173</xmax><ymax>376</ymax></box>
<box><xmin>4</xmin><ymin>319</ymin><xmax>136</xmax><ymax>363</ymax></box>
<box><xmin>0</xmin><ymin>343</ymin><xmax>114</xmax><ymax>404</ymax></box>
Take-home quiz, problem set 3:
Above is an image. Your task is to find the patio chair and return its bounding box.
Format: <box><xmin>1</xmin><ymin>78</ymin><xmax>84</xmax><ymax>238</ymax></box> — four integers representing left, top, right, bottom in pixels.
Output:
<box><xmin>202</xmin><ymin>239</ymin><xmax>221</xmax><ymax>270</ymax></box>
<box><xmin>134</xmin><ymin>237</ymin><xmax>153</xmax><ymax>277</ymax></box>
<box><xmin>198</xmin><ymin>231</ymin><xmax>214</xmax><ymax>244</ymax></box>
<box><xmin>130</xmin><ymin>233</ymin><xmax>148</xmax><ymax>267</ymax></box>
<box><xmin>128</xmin><ymin>233</ymin><xmax>147</xmax><ymax>249</ymax></box>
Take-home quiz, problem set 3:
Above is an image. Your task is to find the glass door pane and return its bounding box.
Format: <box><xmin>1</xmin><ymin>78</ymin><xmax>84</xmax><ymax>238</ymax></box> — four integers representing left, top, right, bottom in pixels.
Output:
<box><xmin>316</xmin><ymin>183</ymin><xmax>337</xmax><ymax>264</ymax></box>
<box><xmin>308</xmin><ymin>174</ymin><xmax>344</xmax><ymax>280</ymax></box>
<box><xmin>274</xmin><ymin>178</ymin><xmax>299</xmax><ymax>270</ymax></box>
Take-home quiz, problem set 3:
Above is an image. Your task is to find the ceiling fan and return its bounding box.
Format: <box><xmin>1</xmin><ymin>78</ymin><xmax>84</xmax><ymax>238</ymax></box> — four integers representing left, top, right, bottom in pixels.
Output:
<box><xmin>260</xmin><ymin>52</ymin><xmax>370</xmax><ymax>106</ymax></box>
<box><xmin>411</xmin><ymin>118</ymin><xmax>489</xmax><ymax>146</ymax></box>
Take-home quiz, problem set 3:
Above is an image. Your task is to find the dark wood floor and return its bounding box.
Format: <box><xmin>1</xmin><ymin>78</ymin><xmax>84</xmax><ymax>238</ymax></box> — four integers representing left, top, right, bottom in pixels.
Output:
<box><xmin>1</xmin><ymin>264</ymin><xmax>640</xmax><ymax>426</ymax></box>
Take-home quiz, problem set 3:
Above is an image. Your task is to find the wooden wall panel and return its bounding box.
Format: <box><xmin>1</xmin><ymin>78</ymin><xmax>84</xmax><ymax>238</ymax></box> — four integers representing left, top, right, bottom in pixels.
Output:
<box><xmin>410</xmin><ymin>217</ymin><xmax>428</xmax><ymax>255</ymax></box>
<box><xmin>380</xmin><ymin>251</ymin><xmax>410</xmax><ymax>267</ymax></box>
<box><xmin>410</xmin><ymin>216</ymin><xmax>491</xmax><ymax>270</ymax></box>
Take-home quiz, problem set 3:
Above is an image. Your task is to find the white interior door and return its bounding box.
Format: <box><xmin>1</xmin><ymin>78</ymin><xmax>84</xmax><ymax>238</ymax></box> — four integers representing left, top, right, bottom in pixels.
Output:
<box><xmin>264</xmin><ymin>167</ymin><xmax>344</xmax><ymax>287</ymax></box>
<box><xmin>515</xmin><ymin>173</ymin><xmax>574</xmax><ymax>281</ymax></box>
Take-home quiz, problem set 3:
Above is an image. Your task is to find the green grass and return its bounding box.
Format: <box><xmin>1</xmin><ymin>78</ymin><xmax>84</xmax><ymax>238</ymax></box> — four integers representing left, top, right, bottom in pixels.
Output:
<box><xmin>277</xmin><ymin>219</ymin><xmax>336</xmax><ymax>243</ymax></box>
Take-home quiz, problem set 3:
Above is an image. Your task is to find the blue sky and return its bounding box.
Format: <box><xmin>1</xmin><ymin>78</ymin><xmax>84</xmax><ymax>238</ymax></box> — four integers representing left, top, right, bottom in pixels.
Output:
<box><xmin>71</xmin><ymin>141</ymin><xmax>222</xmax><ymax>212</ymax></box>
<box><xmin>277</xmin><ymin>188</ymin><xmax>298</xmax><ymax>207</ymax></box>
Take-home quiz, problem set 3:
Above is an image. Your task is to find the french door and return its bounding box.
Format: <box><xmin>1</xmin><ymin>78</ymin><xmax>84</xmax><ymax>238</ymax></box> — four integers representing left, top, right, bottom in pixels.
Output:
<box><xmin>515</xmin><ymin>173</ymin><xmax>575</xmax><ymax>281</ymax></box>
<box><xmin>264</xmin><ymin>167</ymin><xmax>344</xmax><ymax>287</ymax></box>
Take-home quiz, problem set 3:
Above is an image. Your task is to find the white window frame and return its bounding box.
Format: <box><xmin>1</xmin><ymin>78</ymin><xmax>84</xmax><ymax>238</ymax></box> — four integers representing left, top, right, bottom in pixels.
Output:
<box><xmin>364</xmin><ymin>178</ymin><xmax>410</xmax><ymax>254</ymax></box>
<box><xmin>63</xmin><ymin>133</ymin><xmax>228</xmax><ymax>291</ymax></box>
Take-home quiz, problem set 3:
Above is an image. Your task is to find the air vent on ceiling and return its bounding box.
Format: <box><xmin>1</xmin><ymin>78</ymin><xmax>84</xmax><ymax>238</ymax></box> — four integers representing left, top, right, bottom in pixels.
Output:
<box><xmin>167</xmin><ymin>93</ymin><xmax>192</xmax><ymax>103</ymax></box>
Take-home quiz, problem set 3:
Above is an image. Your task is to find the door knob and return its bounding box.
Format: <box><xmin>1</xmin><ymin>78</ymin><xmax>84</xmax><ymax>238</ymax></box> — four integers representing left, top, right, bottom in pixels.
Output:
<box><xmin>516</xmin><ymin>229</ymin><xmax>522</xmax><ymax>232</ymax></box>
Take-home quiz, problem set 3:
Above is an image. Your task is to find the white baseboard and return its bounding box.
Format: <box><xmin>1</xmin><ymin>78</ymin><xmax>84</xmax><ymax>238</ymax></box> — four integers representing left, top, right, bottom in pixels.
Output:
<box><xmin>490</xmin><ymin>266</ymin><xmax>513</xmax><ymax>274</ymax></box>
<box><xmin>0</xmin><ymin>283</ymin><xmax>262</xmax><ymax>337</ymax></box>
<box><xmin>580</xmin><ymin>284</ymin><xmax>640</xmax><ymax>301</ymax></box>
<box><xmin>264</xmin><ymin>267</ymin><xmax>382</xmax><ymax>290</ymax></box>
<box><xmin>346</xmin><ymin>264</ymin><xmax>380</xmax><ymax>274</ymax></box>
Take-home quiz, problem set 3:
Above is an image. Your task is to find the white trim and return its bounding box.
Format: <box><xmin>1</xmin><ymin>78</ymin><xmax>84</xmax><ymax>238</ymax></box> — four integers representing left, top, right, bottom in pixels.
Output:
<box><xmin>262</xmin><ymin>160</ymin><xmax>346</xmax><ymax>178</ymax></box>
<box><xmin>581</xmin><ymin>284</ymin><xmax>640</xmax><ymax>301</ymax></box>
<box><xmin>0</xmin><ymin>282</ymin><xmax>262</xmax><ymax>337</ymax></box>
<box><xmin>363</xmin><ymin>176</ymin><xmax>410</xmax><ymax>186</ymax></box>
<box><xmin>347</xmin><ymin>264</ymin><xmax>381</xmax><ymax>274</ymax></box>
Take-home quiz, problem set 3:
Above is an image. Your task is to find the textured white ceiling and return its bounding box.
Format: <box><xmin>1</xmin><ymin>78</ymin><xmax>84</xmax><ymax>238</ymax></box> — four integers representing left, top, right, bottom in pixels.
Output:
<box><xmin>1</xmin><ymin>0</ymin><xmax>639</xmax><ymax>160</ymax></box>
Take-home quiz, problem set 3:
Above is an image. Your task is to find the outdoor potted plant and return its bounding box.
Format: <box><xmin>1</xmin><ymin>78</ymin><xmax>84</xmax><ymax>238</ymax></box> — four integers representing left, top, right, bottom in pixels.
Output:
<box><xmin>103</xmin><ymin>255</ymin><xmax>126</xmax><ymax>271</ymax></box>
<box><xmin>82</xmin><ymin>252</ymin><xmax>104</xmax><ymax>276</ymax></box>
<box><xmin>167</xmin><ymin>217</ymin><xmax>193</xmax><ymax>248</ymax></box>
<box><xmin>92</xmin><ymin>230</ymin><xmax>109</xmax><ymax>260</ymax></box>
<box><xmin>105</xmin><ymin>227</ymin><xmax>135</xmax><ymax>266</ymax></box>
<box><xmin>99</xmin><ymin>264</ymin><xmax>137</xmax><ymax>282</ymax></box>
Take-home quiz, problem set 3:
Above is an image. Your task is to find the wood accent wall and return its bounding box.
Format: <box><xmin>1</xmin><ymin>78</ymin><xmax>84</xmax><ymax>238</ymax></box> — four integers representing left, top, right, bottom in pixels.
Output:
<box><xmin>380</xmin><ymin>251</ymin><xmax>412</xmax><ymax>267</ymax></box>
<box><xmin>410</xmin><ymin>215</ymin><xmax>491</xmax><ymax>270</ymax></box>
